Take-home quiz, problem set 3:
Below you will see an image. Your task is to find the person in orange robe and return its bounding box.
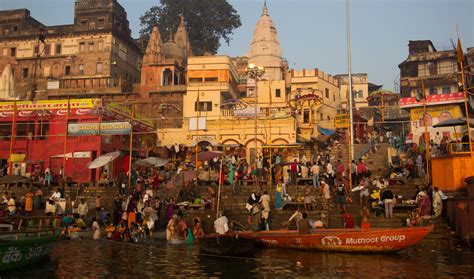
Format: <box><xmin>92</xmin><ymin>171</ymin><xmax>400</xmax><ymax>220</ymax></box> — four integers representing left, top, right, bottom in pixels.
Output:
<box><xmin>25</xmin><ymin>190</ymin><xmax>34</xmax><ymax>214</ymax></box>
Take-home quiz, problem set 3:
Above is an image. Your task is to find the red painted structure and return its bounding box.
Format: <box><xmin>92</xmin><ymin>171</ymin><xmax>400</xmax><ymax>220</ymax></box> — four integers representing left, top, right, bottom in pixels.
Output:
<box><xmin>0</xmin><ymin>99</ymin><xmax>154</xmax><ymax>183</ymax></box>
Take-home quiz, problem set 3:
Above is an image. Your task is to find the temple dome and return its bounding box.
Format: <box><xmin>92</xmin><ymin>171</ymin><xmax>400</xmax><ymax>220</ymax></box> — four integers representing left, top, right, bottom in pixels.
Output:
<box><xmin>163</xmin><ymin>35</ymin><xmax>185</xmax><ymax>61</ymax></box>
<box><xmin>247</xmin><ymin>0</ymin><xmax>283</xmax><ymax>80</ymax></box>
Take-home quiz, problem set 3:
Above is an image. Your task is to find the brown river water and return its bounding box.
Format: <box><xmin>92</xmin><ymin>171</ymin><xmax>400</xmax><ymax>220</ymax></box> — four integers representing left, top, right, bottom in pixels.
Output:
<box><xmin>2</xmin><ymin>238</ymin><xmax>474</xmax><ymax>278</ymax></box>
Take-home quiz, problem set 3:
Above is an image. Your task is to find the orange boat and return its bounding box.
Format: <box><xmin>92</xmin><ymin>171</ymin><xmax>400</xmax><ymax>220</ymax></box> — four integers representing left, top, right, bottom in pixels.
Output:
<box><xmin>243</xmin><ymin>226</ymin><xmax>433</xmax><ymax>253</ymax></box>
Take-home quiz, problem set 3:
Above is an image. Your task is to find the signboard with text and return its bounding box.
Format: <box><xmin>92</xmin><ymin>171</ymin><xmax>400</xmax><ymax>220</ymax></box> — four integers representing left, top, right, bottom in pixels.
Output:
<box><xmin>334</xmin><ymin>114</ymin><xmax>350</xmax><ymax>128</ymax></box>
<box><xmin>68</xmin><ymin>122</ymin><xmax>131</xmax><ymax>136</ymax></box>
<box><xmin>400</xmin><ymin>92</ymin><xmax>464</xmax><ymax>108</ymax></box>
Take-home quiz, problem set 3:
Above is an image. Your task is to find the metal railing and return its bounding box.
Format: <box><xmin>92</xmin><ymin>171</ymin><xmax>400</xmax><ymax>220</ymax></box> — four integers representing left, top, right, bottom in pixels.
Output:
<box><xmin>448</xmin><ymin>142</ymin><xmax>473</xmax><ymax>155</ymax></box>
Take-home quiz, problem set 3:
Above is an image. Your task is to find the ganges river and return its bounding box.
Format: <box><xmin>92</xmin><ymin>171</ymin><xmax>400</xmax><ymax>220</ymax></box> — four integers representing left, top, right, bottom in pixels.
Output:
<box><xmin>3</xmin><ymin>238</ymin><xmax>474</xmax><ymax>278</ymax></box>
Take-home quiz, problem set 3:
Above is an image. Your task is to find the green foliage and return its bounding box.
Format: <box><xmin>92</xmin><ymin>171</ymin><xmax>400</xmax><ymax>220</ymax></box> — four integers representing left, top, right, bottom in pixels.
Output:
<box><xmin>139</xmin><ymin>0</ymin><xmax>241</xmax><ymax>55</ymax></box>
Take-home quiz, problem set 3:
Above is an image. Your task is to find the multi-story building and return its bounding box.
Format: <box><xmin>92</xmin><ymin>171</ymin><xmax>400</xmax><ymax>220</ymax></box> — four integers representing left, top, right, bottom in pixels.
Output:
<box><xmin>289</xmin><ymin>69</ymin><xmax>340</xmax><ymax>141</ymax></box>
<box><xmin>398</xmin><ymin>40</ymin><xmax>467</xmax><ymax>143</ymax></box>
<box><xmin>158</xmin><ymin>2</ymin><xmax>297</xmax><ymax>162</ymax></box>
<box><xmin>334</xmin><ymin>73</ymin><xmax>369</xmax><ymax>109</ymax></box>
<box><xmin>0</xmin><ymin>0</ymin><xmax>141</xmax><ymax>101</ymax></box>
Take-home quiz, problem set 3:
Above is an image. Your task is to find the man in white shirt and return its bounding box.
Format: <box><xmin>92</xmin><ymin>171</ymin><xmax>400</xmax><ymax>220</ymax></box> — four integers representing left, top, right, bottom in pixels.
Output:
<box><xmin>50</xmin><ymin>189</ymin><xmax>61</xmax><ymax>201</ymax></box>
<box><xmin>311</xmin><ymin>162</ymin><xmax>320</xmax><ymax>188</ymax></box>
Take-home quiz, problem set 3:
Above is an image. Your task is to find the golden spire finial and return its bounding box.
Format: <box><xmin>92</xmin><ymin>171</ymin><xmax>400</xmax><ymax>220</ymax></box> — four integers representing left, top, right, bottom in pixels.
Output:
<box><xmin>262</xmin><ymin>0</ymin><xmax>269</xmax><ymax>16</ymax></box>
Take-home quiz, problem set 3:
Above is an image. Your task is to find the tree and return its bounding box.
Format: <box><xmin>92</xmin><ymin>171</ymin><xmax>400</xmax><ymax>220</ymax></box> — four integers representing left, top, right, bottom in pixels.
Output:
<box><xmin>139</xmin><ymin>0</ymin><xmax>241</xmax><ymax>55</ymax></box>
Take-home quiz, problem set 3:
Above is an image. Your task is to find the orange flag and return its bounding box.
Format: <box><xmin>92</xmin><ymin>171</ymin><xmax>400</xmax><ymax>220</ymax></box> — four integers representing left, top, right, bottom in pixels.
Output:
<box><xmin>457</xmin><ymin>38</ymin><xmax>464</xmax><ymax>65</ymax></box>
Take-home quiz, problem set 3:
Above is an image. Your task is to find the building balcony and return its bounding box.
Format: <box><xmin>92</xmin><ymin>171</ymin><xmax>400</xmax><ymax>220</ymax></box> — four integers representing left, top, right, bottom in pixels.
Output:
<box><xmin>45</xmin><ymin>76</ymin><xmax>132</xmax><ymax>96</ymax></box>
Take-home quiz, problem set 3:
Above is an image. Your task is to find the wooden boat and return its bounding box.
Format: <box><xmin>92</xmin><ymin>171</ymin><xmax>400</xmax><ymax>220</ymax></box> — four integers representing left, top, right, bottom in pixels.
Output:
<box><xmin>0</xmin><ymin>216</ymin><xmax>60</xmax><ymax>271</ymax></box>
<box><xmin>243</xmin><ymin>226</ymin><xmax>433</xmax><ymax>253</ymax></box>
<box><xmin>198</xmin><ymin>232</ymin><xmax>255</xmax><ymax>256</ymax></box>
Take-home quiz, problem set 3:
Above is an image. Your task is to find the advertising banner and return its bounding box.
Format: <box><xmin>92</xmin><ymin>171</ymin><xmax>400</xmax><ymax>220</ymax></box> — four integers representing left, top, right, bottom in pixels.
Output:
<box><xmin>334</xmin><ymin>114</ymin><xmax>350</xmax><ymax>128</ymax></box>
<box><xmin>68</xmin><ymin>122</ymin><xmax>131</xmax><ymax>136</ymax></box>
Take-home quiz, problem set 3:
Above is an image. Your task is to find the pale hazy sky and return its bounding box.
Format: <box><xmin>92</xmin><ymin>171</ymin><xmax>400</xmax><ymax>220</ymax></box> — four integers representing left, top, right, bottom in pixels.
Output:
<box><xmin>1</xmin><ymin>0</ymin><xmax>472</xmax><ymax>91</ymax></box>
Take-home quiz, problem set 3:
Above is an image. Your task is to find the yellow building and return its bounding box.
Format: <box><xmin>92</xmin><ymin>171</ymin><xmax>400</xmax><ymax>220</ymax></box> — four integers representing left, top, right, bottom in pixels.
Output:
<box><xmin>158</xmin><ymin>55</ymin><xmax>296</xmax><ymax>162</ymax></box>
<box><xmin>334</xmin><ymin>73</ymin><xmax>369</xmax><ymax>109</ymax></box>
<box><xmin>290</xmin><ymin>69</ymin><xmax>340</xmax><ymax>141</ymax></box>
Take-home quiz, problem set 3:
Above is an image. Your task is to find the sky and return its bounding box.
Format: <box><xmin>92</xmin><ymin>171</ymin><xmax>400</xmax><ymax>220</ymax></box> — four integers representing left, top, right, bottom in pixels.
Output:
<box><xmin>1</xmin><ymin>0</ymin><xmax>472</xmax><ymax>91</ymax></box>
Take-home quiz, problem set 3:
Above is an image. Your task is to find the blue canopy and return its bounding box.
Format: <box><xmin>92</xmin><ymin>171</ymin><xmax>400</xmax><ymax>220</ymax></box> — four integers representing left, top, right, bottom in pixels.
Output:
<box><xmin>318</xmin><ymin>126</ymin><xmax>336</xmax><ymax>136</ymax></box>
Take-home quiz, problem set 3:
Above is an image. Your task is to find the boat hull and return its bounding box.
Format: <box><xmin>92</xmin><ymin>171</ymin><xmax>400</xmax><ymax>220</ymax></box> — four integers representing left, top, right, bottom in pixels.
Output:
<box><xmin>198</xmin><ymin>232</ymin><xmax>255</xmax><ymax>256</ymax></box>
<box><xmin>0</xmin><ymin>234</ymin><xmax>58</xmax><ymax>271</ymax></box>
<box><xmin>244</xmin><ymin>226</ymin><xmax>433</xmax><ymax>253</ymax></box>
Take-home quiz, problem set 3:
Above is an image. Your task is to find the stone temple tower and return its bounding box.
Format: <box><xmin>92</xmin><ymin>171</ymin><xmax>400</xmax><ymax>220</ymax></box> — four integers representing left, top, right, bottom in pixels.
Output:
<box><xmin>247</xmin><ymin>0</ymin><xmax>284</xmax><ymax>81</ymax></box>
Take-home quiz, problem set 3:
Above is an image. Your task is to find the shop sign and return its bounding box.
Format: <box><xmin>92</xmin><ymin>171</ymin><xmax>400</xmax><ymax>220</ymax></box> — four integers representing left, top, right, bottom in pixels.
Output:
<box><xmin>334</xmin><ymin>114</ymin><xmax>350</xmax><ymax>128</ymax></box>
<box><xmin>409</xmin><ymin>105</ymin><xmax>461</xmax><ymax>121</ymax></box>
<box><xmin>68</xmin><ymin>122</ymin><xmax>131</xmax><ymax>136</ymax></box>
<box><xmin>0</xmin><ymin>99</ymin><xmax>99</xmax><ymax>111</ymax></box>
<box><xmin>400</xmin><ymin>92</ymin><xmax>464</xmax><ymax>108</ymax></box>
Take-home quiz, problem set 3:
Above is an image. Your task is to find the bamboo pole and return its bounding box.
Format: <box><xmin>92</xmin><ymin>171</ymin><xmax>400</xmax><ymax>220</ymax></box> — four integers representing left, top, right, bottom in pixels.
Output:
<box><xmin>62</xmin><ymin>97</ymin><xmax>70</xmax><ymax>178</ymax></box>
<box><xmin>421</xmin><ymin>80</ymin><xmax>431</xmax><ymax>182</ymax></box>
<box><xmin>128</xmin><ymin>103</ymin><xmax>135</xmax><ymax>188</ymax></box>
<box><xmin>216</xmin><ymin>152</ymin><xmax>225</xmax><ymax>220</ymax></box>
<box><xmin>268</xmin><ymin>81</ymin><xmax>273</xmax><ymax>188</ymax></box>
<box><xmin>195</xmin><ymin>88</ymin><xmax>200</xmax><ymax>185</ymax></box>
<box><xmin>460</xmin><ymin>59</ymin><xmax>474</xmax><ymax>172</ymax></box>
<box><xmin>8</xmin><ymin>101</ymin><xmax>16</xmax><ymax>175</ymax></box>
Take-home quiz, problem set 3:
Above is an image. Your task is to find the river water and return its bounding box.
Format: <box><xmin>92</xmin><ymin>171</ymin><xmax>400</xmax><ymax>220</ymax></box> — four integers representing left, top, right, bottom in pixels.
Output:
<box><xmin>3</xmin><ymin>238</ymin><xmax>474</xmax><ymax>278</ymax></box>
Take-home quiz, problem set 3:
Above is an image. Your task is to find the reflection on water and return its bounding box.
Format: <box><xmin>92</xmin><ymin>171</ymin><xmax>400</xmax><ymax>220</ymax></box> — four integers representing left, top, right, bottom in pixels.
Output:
<box><xmin>3</xmin><ymin>239</ymin><xmax>474</xmax><ymax>278</ymax></box>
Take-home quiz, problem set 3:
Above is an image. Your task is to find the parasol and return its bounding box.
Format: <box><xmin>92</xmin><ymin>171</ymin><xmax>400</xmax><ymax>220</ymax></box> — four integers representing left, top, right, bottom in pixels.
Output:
<box><xmin>196</xmin><ymin>151</ymin><xmax>223</xmax><ymax>162</ymax></box>
<box><xmin>432</xmin><ymin>117</ymin><xmax>474</xmax><ymax>128</ymax></box>
<box><xmin>87</xmin><ymin>151</ymin><xmax>121</xmax><ymax>169</ymax></box>
<box><xmin>135</xmin><ymin>157</ymin><xmax>169</xmax><ymax>167</ymax></box>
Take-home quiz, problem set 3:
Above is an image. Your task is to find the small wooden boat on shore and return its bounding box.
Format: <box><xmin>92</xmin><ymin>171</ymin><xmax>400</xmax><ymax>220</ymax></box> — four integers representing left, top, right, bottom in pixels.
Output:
<box><xmin>198</xmin><ymin>232</ymin><xmax>255</xmax><ymax>256</ymax></box>
<box><xmin>0</xmin><ymin>216</ymin><xmax>61</xmax><ymax>271</ymax></box>
<box><xmin>242</xmin><ymin>226</ymin><xmax>433</xmax><ymax>253</ymax></box>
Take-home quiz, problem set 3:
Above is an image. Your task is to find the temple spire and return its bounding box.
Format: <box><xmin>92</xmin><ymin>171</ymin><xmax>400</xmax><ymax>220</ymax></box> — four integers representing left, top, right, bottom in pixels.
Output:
<box><xmin>262</xmin><ymin>0</ymin><xmax>269</xmax><ymax>16</ymax></box>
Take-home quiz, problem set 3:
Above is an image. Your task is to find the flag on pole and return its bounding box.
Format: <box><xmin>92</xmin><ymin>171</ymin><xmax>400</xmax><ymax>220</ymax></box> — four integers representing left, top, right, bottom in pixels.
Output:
<box><xmin>457</xmin><ymin>38</ymin><xmax>464</xmax><ymax>65</ymax></box>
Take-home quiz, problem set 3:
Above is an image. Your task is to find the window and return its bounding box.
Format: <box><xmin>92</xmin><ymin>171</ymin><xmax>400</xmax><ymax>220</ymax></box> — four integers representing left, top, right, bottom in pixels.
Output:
<box><xmin>98</xmin><ymin>41</ymin><xmax>103</xmax><ymax>51</ymax></box>
<box><xmin>442</xmin><ymin>86</ymin><xmax>450</xmax><ymax>94</ymax></box>
<box><xmin>320</xmin><ymin>113</ymin><xmax>323</xmax><ymax>120</ymax></box>
<box><xmin>354</xmin><ymin>90</ymin><xmax>364</xmax><ymax>98</ymax></box>
<box><xmin>333</xmin><ymin>94</ymin><xmax>335</xmax><ymax>101</ymax></box>
<box><xmin>15</xmin><ymin>122</ymin><xmax>29</xmax><ymax>138</ymax></box>
<box><xmin>0</xmin><ymin>123</ymin><xmax>12</xmax><ymax>139</ymax></box>
<box><xmin>189</xmin><ymin>78</ymin><xmax>202</xmax><ymax>83</ymax></box>
<box><xmin>303</xmin><ymin>110</ymin><xmax>309</xmax><ymax>123</ymax></box>
<box><xmin>13</xmin><ymin>26</ymin><xmax>18</xmax><ymax>32</ymax></box>
<box><xmin>21</xmin><ymin>68</ymin><xmax>28</xmax><ymax>78</ymax></box>
<box><xmin>55</xmin><ymin>43</ymin><xmax>62</xmax><ymax>55</ymax></box>
<box><xmin>275</xmin><ymin>88</ymin><xmax>281</xmax><ymax>98</ymax></box>
<box><xmin>325</xmin><ymin>88</ymin><xmax>329</xmax><ymax>98</ymax></box>
<box><xmin>79</xmin><ymin>42</ymin><xmax>85</xmax><ymax>53</ymax></box>
<box><xmin>78</xmin><ymin>64</ymin><xmax>84</xmax><ymax>75</ymax></box>
<box><xmin>96</xmin><ymin>62</ymin><xmax>103</xmax><ymax>74</ymax></box>
<box><xmin>88</xmin><ymin>42</ymin><xmax>94</xmax><ymax>52</ymax></box>
<box><xmin>80</xmin><ymin>19</ymin><xmax>88</xmax><ymax>25</ymax></box>
<box><xmin>98</xmin><ymin>18</ymin><xmax>105</xmax><ymax>27</ymax></box>
<box><xmin>64</xmin><ymin>65</ymin><xmax>71</xmax><ymax>75</ymax></box>
<box><xmin>44</xmin><ymin>44</ymin><xmax>50</xmax><ymax>56</ymax></box>
<box><xmin>195</xmin><ymin>101</ymin><xmax>212</xmax><ymax>112</ymax></box>
<box><xmin>327</xmin><ymin>116</ymin><xmax>330</xmax><ymax>121</ymax></box>
<box><xmin>37</xmin><ymin>122</ymin><xmax>49</xmax><ymax>140</ymax></box>
<box><xmin>34</xmin><ymin>45</ymin><xmax>39</xmax><ymax>55</ymax></box>
<box><xmin>204</xmin><ymin>77</ymin><xmax>218</xmax><ymax>82</ymax></box>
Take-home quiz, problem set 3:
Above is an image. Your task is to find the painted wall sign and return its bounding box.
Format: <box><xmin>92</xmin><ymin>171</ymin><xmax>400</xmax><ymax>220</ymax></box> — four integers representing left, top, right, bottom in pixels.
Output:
<box><xmin>68</xmin><ymin>122</ymin><xmax>131</xmax><ymax>135</ymax></box>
